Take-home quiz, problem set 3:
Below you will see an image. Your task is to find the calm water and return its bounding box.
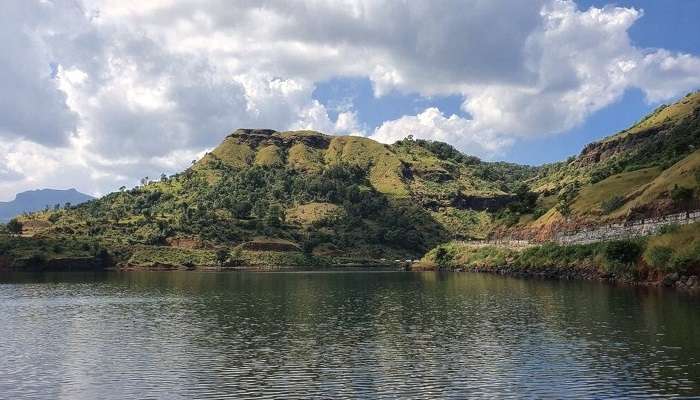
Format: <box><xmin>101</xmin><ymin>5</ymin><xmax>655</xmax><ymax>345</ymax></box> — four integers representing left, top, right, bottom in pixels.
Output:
<box><xmin>0</xmin><ymin>271</ymin><xmax>699</xmax><ymax>399</ymax></box>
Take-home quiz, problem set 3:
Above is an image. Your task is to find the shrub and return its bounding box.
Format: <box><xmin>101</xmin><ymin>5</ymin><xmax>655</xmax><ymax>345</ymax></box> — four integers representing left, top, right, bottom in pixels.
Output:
<box><xmin>590</xmin><ymin>168</ymin><xmax>610</xmax><ymax>184</ymax></box>
<box><xmin>215</xmin><ymin>249</ymin><xmax>230</xmax><ymax>266</ymax></box>
<box><xmin>26</xmin><ymin>252</ymin><xmax>48</xmax><ymax>266</ymax></box>
<box><xmin>601</xmin><ymin>196</ymin><xmax>625</xmax><ymax>214</ymax></box>
<box><xmin>644</xmin><ymin>246</ymin><xmax>673</xmax><ymax>270</ymax></box>
<box><xmin>434</xmin><ymin>246</ymin><xmax>453</xmax><ymax>269</ymax></box>
<box><xmin>669</xmin><ymin>243</ymin><xmax>700</xmax><ymax>272</ymax></box>
<box><xmin>604</xmin><ymin>240</ymin><xmax>642</xmax><ymax>264</ymax></box>
<box><xmin>134</xmin><ymin>224</ymin><xmax>166</xmax><ymax>245</ymax></box>
<box><xmin>602</xmin><ymin>258</ymin><xmax>636</xmax><ymax>275</ymax></box>
<box><xmin>658</xmin><ymin>223</ymin><xmax>680</xmax><ymax>235</ymax></box>
<box><xmin>183</xmin><ymin>261</ymin><xmax>195</xmax><ymax>270</ymax></box>
<box><xmin>670</xmin><ymin>185</ymin><xmax>694</xmax><ymax>205</ymax></box>
<box><xmin>532</xmin><ymin>208</ymin><xmax>547</xmax><ymax>219</ymax></box>
<box><xmin>7</xmin><ymin>219</ymin><xmax>22</xmax><ymax>235</ymax></box>
<box><xmin>556</xmin><ymin>182</ymin><xmax>580</xmax><ymax>216</ymax></box>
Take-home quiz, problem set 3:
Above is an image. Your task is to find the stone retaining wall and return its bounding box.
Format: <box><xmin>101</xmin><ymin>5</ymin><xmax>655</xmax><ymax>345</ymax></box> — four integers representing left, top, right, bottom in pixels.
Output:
<box><xmin>554</xmin><ymin>210</ymin><xmax>700</xmax><ymax>245</ymax></box>
<box><xmin>464</xmin><ymin>210</ymin><xmax>700</xmax><ymax>247</ymax></box>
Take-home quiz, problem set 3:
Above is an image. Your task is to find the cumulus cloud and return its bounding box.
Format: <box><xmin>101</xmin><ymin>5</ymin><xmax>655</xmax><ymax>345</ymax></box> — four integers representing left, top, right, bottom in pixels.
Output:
<box><xmin>0</xmin><ymin>1</ymin><xmax>80</xmax><ymax>146</ymax></box>
<box><xmin>1</xmin><ymin>0</ymin><xmax>699</xmax><ymax>199</ymax></box>
<box><xmin>373</xmin><ymin>108</ymin><xmax>514</xmax><ymax>157</ymax></box>
<box><xmin>371</xmin><ymin>1</ymin><xmax>700</xmax><ymax>151</ymax></box>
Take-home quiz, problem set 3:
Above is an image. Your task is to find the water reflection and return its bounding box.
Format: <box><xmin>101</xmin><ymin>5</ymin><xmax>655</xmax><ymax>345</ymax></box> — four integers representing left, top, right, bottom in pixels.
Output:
<box><xmin>0</xmin><ymin>271</ymin><xmax>698</xmax><ymax>399</ymax></box>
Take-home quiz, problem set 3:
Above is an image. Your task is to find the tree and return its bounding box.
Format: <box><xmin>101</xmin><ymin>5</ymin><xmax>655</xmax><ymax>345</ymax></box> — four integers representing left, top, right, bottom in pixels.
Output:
<box><xmin>215</xmin><ymin>249</ymin><xmax>230</xmax><ymax>267</ymax></box>
<box><xmin>160</xmin><ymin>173</ymin><xmax>168</xmax><ymax>182</ymax></box>
<box><xmin>670</xmin><ymin>184</ymin><xmax>693</xmax><ymax>206</ymax></box>
<box><xmin>229</xmin><ymin>247</ymin><xmax>243</xmax><ymax>267</ymax></box>
<box><xmin>265</xmin><ymin>205</ymin><xmax>284</xmax><ymax>227</ymax></box>
<box><xmin>435</xmin><ymin>246</ymin><xmax>453</xmax><ymax>269</ymax></box>
<box><xmin>7</xmin><ymin>219</ymin><xmax>22</xmax><ymax>235</ymax></box>
<box><xmin>556</xmin><ymin>182</ymin><xmax>580</xmax><ymax>216</ymax></box>
<box><xmin>232</xmin><ymin>201</ymin><xmax>252</xmax><ymax>219</ymax></box>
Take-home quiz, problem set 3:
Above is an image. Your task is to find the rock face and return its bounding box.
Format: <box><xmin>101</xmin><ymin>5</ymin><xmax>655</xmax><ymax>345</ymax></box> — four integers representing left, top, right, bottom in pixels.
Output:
<box><xmin>576</xmin><ymin>128</ymin><xmax>662</xmax><ymax>167</ymax></box>
<box><xmin>452</xmin><ymin>194</ymin><xmax>517</xmax><ymax>211</ymax></box>
<box><xmin>228</xmin><ymin>129</ymin><xmax>332</xmax><ymax>150</ymax></box>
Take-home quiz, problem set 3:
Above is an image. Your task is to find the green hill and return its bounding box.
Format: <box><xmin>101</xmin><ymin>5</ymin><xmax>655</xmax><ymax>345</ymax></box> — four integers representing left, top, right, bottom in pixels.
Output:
<box><xmin>2</xmin><ymin>92</ymin><xmax>700</xmax><ymax>270</ymax></box>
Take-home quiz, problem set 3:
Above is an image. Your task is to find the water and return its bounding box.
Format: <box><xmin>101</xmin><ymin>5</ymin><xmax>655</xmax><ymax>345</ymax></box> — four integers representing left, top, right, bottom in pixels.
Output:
<box><xmin>0</xmin><ymin>271</ymin><xmax>699</xmax><ymax>399</ymax></box>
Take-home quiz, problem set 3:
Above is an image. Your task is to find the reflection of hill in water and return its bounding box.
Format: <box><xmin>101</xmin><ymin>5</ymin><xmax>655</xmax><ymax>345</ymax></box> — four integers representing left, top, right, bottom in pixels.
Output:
<box><xmin>1</xmin><ymin>270</ymin><xmax>698</xmax><ymax>397</ymax></box>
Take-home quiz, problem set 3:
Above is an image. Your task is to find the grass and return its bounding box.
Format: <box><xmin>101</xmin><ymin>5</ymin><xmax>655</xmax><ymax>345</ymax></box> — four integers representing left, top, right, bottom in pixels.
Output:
<box><xmin>420</xmin><ymin>242</ymin><xmax>515</xmax><ymax>269</ymax></box>
<box><xmin>431</xmin><ymin>208</ymin><xmax>492</xmax><ymax>240</ymax></box>
<box><xmin>608</xmin><ymin>91</ymin><xmax>700</xmax><ymax>140</ymax></box>
<box><xmin>286</xmin><ymin>202</ymin><xmax>343</xmax><ymax>226</ymax></box>
<box><xmin>325</xmin><ymin>136</ymin><xmax>409</xmax><ymax>197</ymax></box>
<box><xmin>644</xmin><ymin>222</ymin><xmax>700</xmax><ymax>272</ymax></box>
<box><xmin>209</xmin><ymin>138</ymin><xmax>255</xmax><ymax>168</ymax></box>
<box><xmin>622</xmin><ymin>150</ymin><xmax>700</xmax><ymax>213</ymax></box>
<box><xmin>287</xmin><ymin>143</ymin><xmax>324</xmax><ymax>172</ymax></box>
<box><xmin>422</xmin><ymin>222</ymin><xmax>700</xmax><ymax>279</ymax></box>
<box><xmin>126</xmin><ymin>246</ymin><xmax>216</xmax><ymax>267</ymax></box>
<box><xmin>571</xmin><ymin>166</ymin><xmax>662</xmax><ymax>216</ymax></box>
<box><xmin>254</xmin><ymin>145</ymin><xmax>284</xmax><ymax>167</ymax></box>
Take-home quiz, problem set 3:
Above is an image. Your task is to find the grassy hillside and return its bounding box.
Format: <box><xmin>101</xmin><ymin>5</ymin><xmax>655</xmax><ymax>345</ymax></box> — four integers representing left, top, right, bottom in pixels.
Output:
<box><xmin>3</xmin><ymin>92</ymin><xmax>700</xmax><ymax>271</ymax></box>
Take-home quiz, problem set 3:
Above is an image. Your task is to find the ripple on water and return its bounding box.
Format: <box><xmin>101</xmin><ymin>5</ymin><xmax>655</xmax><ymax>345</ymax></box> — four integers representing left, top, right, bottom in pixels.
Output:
<box><xmin>0</xmin><ymin>271</ymin><xmax>699</xmax><ymax>399</ymax></box>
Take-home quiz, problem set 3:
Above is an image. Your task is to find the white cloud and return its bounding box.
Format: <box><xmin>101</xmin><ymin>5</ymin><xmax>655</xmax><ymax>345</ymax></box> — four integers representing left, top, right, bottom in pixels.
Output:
<box><xmin>372</xmin><ymin>1</ymin><xmax>700</xmax><ymax>152</ymax></box>
<box><xmin>1</xmin><ymin>0</ymin><xmax>699</xmax><ymax>199</ymax></box>
<box><xmin>373</xmin><ymin>108</ymin><xmax>514</xmax><ymax>158</ymax></box>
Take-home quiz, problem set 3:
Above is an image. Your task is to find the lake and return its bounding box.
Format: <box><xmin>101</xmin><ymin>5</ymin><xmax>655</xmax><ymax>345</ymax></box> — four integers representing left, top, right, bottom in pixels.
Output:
<box><xmin>1</xmin><ymin>270</ymin><xmax>699</xmax><ymax>399</ymax></box>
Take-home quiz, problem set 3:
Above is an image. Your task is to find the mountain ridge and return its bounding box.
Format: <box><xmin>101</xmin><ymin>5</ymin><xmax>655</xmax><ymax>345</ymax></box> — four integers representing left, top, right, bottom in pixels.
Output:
<box><xmin>2</xmin><ymin>91</ymin><xmax>699</xmax><ymax>270</ymax></box>
<box><xmin>0</xmin><ymin>188</ymin><xmax>94</xmax><ymax>222</ymax></box>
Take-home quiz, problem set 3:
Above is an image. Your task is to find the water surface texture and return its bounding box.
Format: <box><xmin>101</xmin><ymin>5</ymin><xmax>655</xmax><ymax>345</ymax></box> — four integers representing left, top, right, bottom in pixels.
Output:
<box><xmin>1</xmin><ymin>271</ymin><xmax>699</xmax><ymax>399</ymax></box>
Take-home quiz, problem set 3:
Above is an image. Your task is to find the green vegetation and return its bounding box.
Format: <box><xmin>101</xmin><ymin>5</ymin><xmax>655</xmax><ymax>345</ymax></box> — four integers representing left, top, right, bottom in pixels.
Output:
<box><xmin>643</xmin><ymin>222</ymin><xmax>700</xmax><ymax>273</ymax></box>
<box><xmin>0</xmin><ymin>235</ymin><xmax>109</xmax><ymax>268</ymax></box>
<box><xmin>600</xmin><ymin>196</ymin><xmax>625</xmax><ymax>214</ymax></box>
<box><xmin>4</xmin><ymin>92</ymin><xmax>700</xmax><ymax>273</ymax></box>
<box><xmin>574</xmin><ymin>167</ymin><xmax>661</xmax><ymax>215</ymax></box>
<box><xmin>6</xmin><ymin>219</ymin><xmax>22</xmax><ymax>235</ymax></box>
<box><xmin>556</xmin><ymin>182</ymin><xmax>580</xmax><ymax>216</ymax></box>
<box><xmin>421</xmin><ymin>222</ymin><xmax>700</xmax><ymax>281</ymax></box>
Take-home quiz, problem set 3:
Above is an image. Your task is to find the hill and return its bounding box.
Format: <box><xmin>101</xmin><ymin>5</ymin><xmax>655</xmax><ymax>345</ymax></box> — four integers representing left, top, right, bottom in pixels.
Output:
<box><xmin>509</xmin><ymin>91</ymin><xmax>700</xmax><ymax>238</ymax></box>
<box><xmin>0</xmin><ymin>189</ymin><xmax>93</xmax><ymax>222</ymax></box>
<box><xmin>2</xmin><ymin>92</ymin><xmax>699</xmax><ymax>272</ymax></box>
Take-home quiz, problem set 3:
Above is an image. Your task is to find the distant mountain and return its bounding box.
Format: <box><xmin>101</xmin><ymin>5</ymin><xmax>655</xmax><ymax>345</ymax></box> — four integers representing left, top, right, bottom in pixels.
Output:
<box><xmin>0</xmin><ymin>189</ymin><xmax>94</xmax><ymax>222</ymax></box>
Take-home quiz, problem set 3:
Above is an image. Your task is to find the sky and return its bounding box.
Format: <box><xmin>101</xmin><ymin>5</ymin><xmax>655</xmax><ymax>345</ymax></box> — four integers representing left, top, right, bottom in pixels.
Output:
<box><xmin>1</xmin><ymin>0</ymin><xmax>699</xmax><ymax>201</ymax></box>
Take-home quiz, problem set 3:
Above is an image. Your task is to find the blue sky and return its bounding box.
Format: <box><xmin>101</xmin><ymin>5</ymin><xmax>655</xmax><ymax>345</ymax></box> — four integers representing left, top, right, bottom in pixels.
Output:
<box><xmin>313</xmin><ymin>0</ymin><xmax>700</xmax><ymax>165</ymax></box>
<box><xmin>1</xmin><ymin>0</ymin><xmax>700</xmax><ymax>199</ymax></box>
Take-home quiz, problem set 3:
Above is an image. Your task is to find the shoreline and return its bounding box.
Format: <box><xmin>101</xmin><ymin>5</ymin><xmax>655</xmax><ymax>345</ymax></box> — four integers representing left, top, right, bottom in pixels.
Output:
<box><xmin>413</xmin><ymin>263</ymin><xmax>700</xmax><ymax>293</ymax></box>
<box><xmin>3</xmin><ymin>257</ymin><xmax>699</xmax><ymax>293</ymax></box>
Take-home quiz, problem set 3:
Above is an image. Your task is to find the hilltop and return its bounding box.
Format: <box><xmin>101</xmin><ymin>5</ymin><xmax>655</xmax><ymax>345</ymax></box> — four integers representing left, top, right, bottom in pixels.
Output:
<box><xmin>2</xmin><ymin>91</ymin><xmax>699</xmax><ymax>272</ymax></box>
